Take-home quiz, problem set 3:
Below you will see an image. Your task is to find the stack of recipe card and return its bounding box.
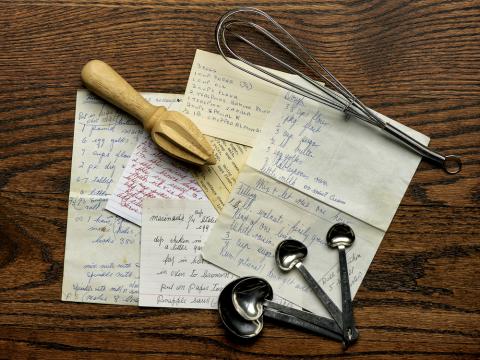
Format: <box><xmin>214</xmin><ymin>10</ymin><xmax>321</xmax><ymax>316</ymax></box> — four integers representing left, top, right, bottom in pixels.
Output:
<box><xmin>62</xmin><ymin>50</ymin><xmax>428</xmax><ymax>316</ymax></box>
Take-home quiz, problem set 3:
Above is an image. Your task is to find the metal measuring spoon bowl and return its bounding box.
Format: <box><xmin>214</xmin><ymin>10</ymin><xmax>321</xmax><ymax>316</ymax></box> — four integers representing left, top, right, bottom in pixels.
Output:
<box><xmin>232</xmin><ymin>276</ymin><xmax>273</xmax><ymax>321</ymax></box>
<box><xmin>275</xmin><ymin>239</ymin><xmax>308</xmax><ymax>271</ymax></box>
<box><xmin>326</xmin><ymin>223</ymin><xmax>355</xmax><ymax>249</ymax></box>
<box><xmin>218</xmin><ymin>277</ymin><xmax>263</xmax><ymax>339</ymax></box>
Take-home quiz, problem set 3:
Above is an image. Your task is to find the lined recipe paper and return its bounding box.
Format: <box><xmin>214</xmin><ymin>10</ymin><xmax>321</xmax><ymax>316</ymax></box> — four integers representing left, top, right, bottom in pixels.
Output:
<box><xmin>139</xmin><ymin>198</ymin><xmax>298</xmax><ymax>309</ymax></box>
<box><xmin>202</xmin><ymin>166</ymin><xmax>383</xmax><ymax>317</ymax></box>
<box><xmin>247</xmin><ymin>92</ymin><xmax>430</xmax><ymax>231</ymax></box>
<box><xmin>62</xmin><ymin>90</ymin><xmax>182</xmax><ymax>305</ymax></box>
<box><xmin>139</xmin><ymin>199</ymin><xmax>235</xmax><ymax>308</ymax></box>
<box><xmin>190</xmin><ymin>136</ymin><xmax>250</xmax><ymax>212</ymax></box>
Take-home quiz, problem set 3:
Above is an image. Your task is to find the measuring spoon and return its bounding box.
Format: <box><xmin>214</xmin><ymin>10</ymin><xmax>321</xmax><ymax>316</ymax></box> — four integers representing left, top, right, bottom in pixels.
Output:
<box><xmin>326</xmin><ymin>223</ymin><xmax>356</xmax><ymax>344</ymax></box>
<box><xmin>275</xmin><ymin>239</ymin><xmax>345</xmax><ymax>329</ymax></box>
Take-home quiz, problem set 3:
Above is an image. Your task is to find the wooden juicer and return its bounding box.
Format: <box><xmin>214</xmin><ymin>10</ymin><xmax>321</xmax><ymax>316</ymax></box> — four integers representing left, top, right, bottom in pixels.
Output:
<box><xmin>81</xmin><ymin>60</ymin><xmax>216</xmax><ymax>166</ymax></box>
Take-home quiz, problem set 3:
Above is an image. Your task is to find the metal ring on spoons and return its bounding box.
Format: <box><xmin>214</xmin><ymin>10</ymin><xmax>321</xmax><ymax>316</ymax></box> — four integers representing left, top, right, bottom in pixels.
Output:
<box><xmin>326</xmin><ymin>223</ymin><xmax>356</xmax><ymax>346</ymax></box>
<box><xmin>231</xmin><ymin>277</ymin><xmax>344</xmax><ymax>341</ymax></box>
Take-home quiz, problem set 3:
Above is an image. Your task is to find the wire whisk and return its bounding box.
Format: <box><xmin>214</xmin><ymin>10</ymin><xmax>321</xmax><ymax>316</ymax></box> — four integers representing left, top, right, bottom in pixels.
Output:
<box><xmin>215</xmin><ymin>7</ymin><xmax>461</xmax><ymax>174</ymax></box>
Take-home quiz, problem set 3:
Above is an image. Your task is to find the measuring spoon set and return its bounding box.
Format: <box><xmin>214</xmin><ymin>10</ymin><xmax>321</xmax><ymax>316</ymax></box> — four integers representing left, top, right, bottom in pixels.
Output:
<box><xmin>218</xmin><ymin>223</ymin><xmax>358</xmax><ymax>347</ymax></box>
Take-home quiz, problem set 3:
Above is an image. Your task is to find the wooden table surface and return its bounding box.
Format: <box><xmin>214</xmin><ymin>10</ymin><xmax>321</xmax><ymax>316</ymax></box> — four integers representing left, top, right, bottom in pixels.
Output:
<box><xmin>0</xmin><ymin>0</ymin><xmax>479</xmax><ymax>359</ymax></box>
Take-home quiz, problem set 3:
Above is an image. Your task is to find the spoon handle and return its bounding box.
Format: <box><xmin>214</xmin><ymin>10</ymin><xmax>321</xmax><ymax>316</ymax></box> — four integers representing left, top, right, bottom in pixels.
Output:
<box><xmin>295</xmin><ymin>262</ymin><xmax>344</xmax><ymax>329</ymax></box>
<box><xmin>263</xmin><ymin>307</ymin><xmax>343</xmax><ymax>342</ymax></box>
<box><xmin>338</xmin><ymin>247</ymin><xmax>356</xmax><ymax>344</ymax></box>
<box><xmin>264</xmin><ymin>300</ymin><xmax>342</xmax><ymax>334</ymax></box>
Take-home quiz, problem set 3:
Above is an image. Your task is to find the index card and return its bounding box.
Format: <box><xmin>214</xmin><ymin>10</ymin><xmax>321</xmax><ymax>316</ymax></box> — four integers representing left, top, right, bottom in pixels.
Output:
<box><xmin>139</xmin><ymin>199</ymin><xmax>235</xmax><ymax>308</ymax></box>
<box><xmin>190</xmin><ymin>136</ymin><xmax>251</xmax><ymax>212</ymax></box>
<box><xmin>106</xmin><ymin>133</ymin><xmax>206</xmax><ymax>226</ymax></box>
<box><xmin>182</xmin><ymin>49</ymin><xmax>321</xmax><ymax>146</ymax></box>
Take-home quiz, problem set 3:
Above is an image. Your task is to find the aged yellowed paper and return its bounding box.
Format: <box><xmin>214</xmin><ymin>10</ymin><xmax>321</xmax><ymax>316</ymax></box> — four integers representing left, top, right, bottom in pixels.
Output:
<box><xmin>62</xmin><ymin>90</ymin><xmax>182</xmax><ymax>305</ymax></box>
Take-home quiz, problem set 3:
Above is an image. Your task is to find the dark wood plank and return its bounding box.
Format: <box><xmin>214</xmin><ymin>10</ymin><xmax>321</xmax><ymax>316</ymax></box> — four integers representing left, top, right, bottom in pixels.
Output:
<box><xmin>0</xmin><ymin>0</ymin><xmax>479</xmax><ymax>358</ymax></box>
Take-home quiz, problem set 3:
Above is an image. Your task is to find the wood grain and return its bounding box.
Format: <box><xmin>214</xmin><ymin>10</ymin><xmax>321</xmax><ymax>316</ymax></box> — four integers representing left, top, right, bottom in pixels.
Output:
<box><xmin>0</xmin><ymin>0</ymin><xmax>478</xmax><ymax>358</ymax></box>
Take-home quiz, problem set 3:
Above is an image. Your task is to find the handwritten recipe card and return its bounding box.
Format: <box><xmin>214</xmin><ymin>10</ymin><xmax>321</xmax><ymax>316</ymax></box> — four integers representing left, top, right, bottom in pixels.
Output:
<box><xmin>106</xmin><ymin>133</ymin><xmax>206</xmax><ymax>226</ymax></box>
<box><xmin>190</xmin><ymin>136</ymin><xmax>250</xmax><ymax>212</ymax></box>
<box><xmin>248</xmin><ymin>94</ymin><xmax>430</xmax><ymax>230</ymax></box>
<box><xmin>182</xmin><ymin>49</ymin><xmax>322</xmax><ymax>146</ymax></box>
<box><xmin>182</xmin><ymin>49</ymin><xmax>281</xmax><ymax>146</ymax></box>
<box><xmin>202</xmin><ymin>166</ymin><xmax>384</xmax><ymax>317</ymax></box>
<box><xmin>139</xmin><ymin>199</ymin><xmax>235</xmax><ymax>309</ymax></box>
<box><xmin>62</xmin><ymin>90</ymin><xmax>182</xmax><ymax>305</ymax></box>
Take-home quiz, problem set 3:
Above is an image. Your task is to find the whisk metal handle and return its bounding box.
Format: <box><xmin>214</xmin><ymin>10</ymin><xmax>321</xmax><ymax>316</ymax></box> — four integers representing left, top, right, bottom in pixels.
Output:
<box><xmin>384</xmin><ymin>123</ymin><xmax>462</xmax><ymax>174</ymax></box>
